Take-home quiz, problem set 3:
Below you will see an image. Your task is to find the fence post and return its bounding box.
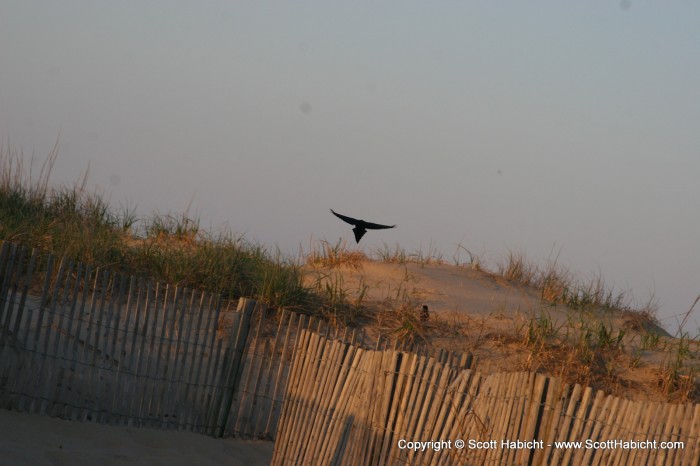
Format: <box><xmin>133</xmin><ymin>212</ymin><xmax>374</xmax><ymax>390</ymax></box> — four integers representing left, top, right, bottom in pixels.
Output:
<box><xmin>215</xmin><ymin>297</ymin><xmax>256</xmax><ymax>437</ymax></box>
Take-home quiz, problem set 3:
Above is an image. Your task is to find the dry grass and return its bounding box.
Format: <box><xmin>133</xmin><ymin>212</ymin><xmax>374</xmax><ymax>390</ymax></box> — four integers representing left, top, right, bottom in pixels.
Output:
<box><xmin>306</xmin><ymin>239</ymin><xmax>369</xmax><ymax>269</ymax></box>
<box><xmin>0</xmin><ymin>146</ymin><xmax>311</xmax><ymax>310</ymax></box>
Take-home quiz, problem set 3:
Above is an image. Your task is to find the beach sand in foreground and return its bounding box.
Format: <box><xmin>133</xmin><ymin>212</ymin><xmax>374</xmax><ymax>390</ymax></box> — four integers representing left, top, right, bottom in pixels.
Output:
<box><xmin>0</xmin><ymin>409</ymin><xmax>274</xmax><ymax>466</ymax></box>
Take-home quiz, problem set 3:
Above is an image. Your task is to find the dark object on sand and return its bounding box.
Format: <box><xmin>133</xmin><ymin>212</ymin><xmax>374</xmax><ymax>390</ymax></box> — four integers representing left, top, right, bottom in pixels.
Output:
<box><xmin>420</xmin><ymin>305</ymin><xmax>429</xmax><ymax>322</ymax></box>
<box><xmin>330</xmin><ymin>209</ymin><xmax>396</xmax><ymax>243</ymax></box>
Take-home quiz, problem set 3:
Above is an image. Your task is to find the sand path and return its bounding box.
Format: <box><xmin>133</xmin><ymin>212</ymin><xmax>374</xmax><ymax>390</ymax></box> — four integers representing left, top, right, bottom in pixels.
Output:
<box><xmin>0</xmin><ymin>409</ymin><xmax>274</xmax><ymax>466</ymax></box>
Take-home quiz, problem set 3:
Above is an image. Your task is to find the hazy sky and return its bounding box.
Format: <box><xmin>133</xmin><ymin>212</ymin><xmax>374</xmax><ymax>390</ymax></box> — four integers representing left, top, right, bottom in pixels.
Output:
<box><xmin>1</xmin><ymin>1</ymin><xmax>699</xmax><ymax>332</ymax></box>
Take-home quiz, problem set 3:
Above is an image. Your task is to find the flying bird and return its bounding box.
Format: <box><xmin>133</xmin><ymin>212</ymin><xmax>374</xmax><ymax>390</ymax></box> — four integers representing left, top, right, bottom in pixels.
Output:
<box><xmin>330</xmin><ymin>209</ymin><xmax>396</xmax><ymax>243</ymax></box>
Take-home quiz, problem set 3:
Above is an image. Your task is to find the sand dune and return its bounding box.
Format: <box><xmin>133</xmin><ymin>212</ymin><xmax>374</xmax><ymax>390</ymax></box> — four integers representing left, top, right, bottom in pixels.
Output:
<box><xmin>304</xmin><ymin>259</ymin><xmax>684</xmax><ymax>401</ymax></box>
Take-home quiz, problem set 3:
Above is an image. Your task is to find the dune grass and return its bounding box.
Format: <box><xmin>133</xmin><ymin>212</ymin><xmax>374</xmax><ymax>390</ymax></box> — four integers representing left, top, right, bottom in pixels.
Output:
<box><xmin>0</xmin><ymin>146</ymin><xmax>310</xmax><ymax>310</ymax></box>
<box><xmin>495</xmin><ymin>250</ymin><xmax>649</xmax><ymax>313</ymax></box>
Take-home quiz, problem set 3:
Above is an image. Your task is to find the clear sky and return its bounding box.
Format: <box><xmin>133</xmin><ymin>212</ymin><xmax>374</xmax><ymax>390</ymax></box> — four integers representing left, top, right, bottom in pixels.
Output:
<box><xmin>1</xmin><ymin>1</ymin><xmax>699</xmax><ymax>333</ymax></box>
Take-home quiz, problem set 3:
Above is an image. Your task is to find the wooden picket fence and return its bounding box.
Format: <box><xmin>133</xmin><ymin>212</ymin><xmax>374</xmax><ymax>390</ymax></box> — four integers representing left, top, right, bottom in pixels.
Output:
<box><xmin>0</xmin><ymin>241</ymin><xmax>361</xmax><ymax>439</ymax></box>
<box><xmin>6</xmin><ymin>239</ymin><xmax>699</xmax><ymax>465</ymax></box>
<box><xmin>271</xmin><ymin>329</ymin><xmax>700</xmax><ymax>466</ymax></box>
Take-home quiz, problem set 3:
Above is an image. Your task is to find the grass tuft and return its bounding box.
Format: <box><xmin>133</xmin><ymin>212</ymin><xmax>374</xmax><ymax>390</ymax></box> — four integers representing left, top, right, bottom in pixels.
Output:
<box><xmin>306</xmin><ymin>239</ymin><xmax>368</xmax><ymax>269</ymax></box>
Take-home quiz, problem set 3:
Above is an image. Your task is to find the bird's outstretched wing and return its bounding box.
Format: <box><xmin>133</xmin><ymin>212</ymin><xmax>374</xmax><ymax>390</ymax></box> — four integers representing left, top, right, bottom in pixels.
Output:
<box><xmin>330</xmin><ymin>209</ymin><xmax>359</xmax><ymax>226</ymax></box>
<box><xmin>363</xmin><ymin>221</ymin><xmax>396</xmax><ymax>230</ymax></box>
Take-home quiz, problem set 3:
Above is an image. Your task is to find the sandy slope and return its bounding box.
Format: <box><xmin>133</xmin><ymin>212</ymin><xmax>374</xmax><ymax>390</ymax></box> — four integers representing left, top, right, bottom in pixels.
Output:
<box><xmin>304</xmin><ymin>259</ymin><xmax>688</xmax><ymax>401</ymax></box>
<box><xmin>304</xmin><ymin>259</ymin><xmax>658</xmax><ymax>332</ymax></box>
<box><xmin>0</xmin><ymin>409</ymin><xmax>274</xmax><ymax>466</ymax></box>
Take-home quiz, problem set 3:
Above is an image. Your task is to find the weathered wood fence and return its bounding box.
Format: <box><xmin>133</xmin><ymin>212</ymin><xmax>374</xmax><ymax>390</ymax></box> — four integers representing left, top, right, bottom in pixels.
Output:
<box><xmin>0</xmin><ymin>241</ymin><xmax>358</xmax><ymax>439</ymax></box>
<box><xmin>6</xmin><ymin>240</ymin><xmax>698</xmax><ymax>465</ymax></box>
<box><xmin>272</xmin><ymin>329</ymin><xmax>700</xmax><ymax>466</ymax></box>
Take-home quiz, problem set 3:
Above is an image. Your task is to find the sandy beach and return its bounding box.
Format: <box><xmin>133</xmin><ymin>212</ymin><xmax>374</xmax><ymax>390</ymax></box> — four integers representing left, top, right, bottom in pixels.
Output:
<box><xmin>0</xmin><ymin>409</ymin><xmax>274</xmax><ymax>466</ymax></box>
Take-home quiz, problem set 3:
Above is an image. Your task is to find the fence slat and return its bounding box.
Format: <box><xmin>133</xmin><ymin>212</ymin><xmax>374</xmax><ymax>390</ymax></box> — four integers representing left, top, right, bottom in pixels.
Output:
<box><xmin>536</xmin><ymin>377</ymin><xmax>564</xmax><ymax>465</ymax></box>
<box><xmin>315</xmin><ymin>340</ymin><xmax>359</xmax><ymax>465</ymax></box>
<box><xmin>185</xmin><ymin>292</ymin><xmax>219</xmax><ymax>432</ymax></box>
<box><xmin>212</xmin><ymin>297</ymin><xmax>255</xmax><ymax>437</ymax></box>
<box><xmin>252</xmin><ymin>308</ymin><xmax>286</xmax><ymax>439</ymax></box>
<box><xmin>270</xmin><ymin>319</ymin><xmax>310</xmax><ymax>465</ymax></box>
<box><xmin>0</xmin><ymin>246</ymin><xmax>37</xmax><ymax>412</ymax></box>
<box><xmin>36</xmin><ymin>256</ymin><xmax>68</xmax><ymax>417</ymax></box>
<box><xmin>232</xmin><ymin>302</ymin><xmax>267</xmax><ymax>437</ymax></box>
<box><xmin>111</xmin><ymin>275</ymin><xmax>138</xmax><ymax>425</ymax></box>
<box><xmin>306</xmin><ymin>338</ymin><xmax>348</xmax><ymax>464</ymax></box>
<box><xmin>171</xmin><ymin>287</ymin><xmax>198</xmax><ymax>431</ymax></box>
<box><xmin>265</xmin><ymin>310</ymin><xmax>297</xmax><ymax>436</ymax></box>
<box><xmin>197</xmin><ymin>295</ymin><xmax>228</xmax><ymax>434</ymax></box>
<box><xmin>47</xmin><ymin>259</ymin><xmax>76</xmax><ymax>419</ymax></box>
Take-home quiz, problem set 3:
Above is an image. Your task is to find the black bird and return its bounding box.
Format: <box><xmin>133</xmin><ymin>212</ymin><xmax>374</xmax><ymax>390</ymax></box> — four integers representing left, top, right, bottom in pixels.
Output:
<box><xmin>330</xmin><ymin>209</ymin><xmax>396</xmax><ymax>243</ymax></box>
<box><xmin>420</xmin><ymin>305</ymin><xmax>429</xmax><ymax>322</ymax></box>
